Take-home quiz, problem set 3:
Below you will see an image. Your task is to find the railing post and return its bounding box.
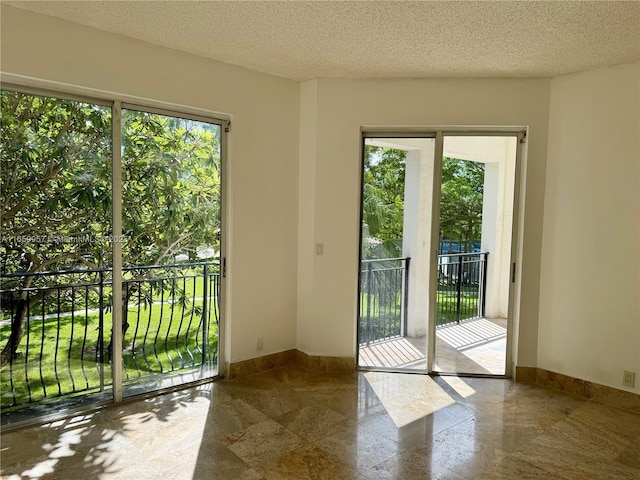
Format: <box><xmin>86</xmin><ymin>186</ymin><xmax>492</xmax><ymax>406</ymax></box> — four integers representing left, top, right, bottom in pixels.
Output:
<box><xmin>456</xmin><ymin>255</ymin><xmax>463</xmax><ymax>323</ymax></box>
<box><xmin>366</xmin><ymin>262</ymin><xmax>373</xmax><ymax>347</ymax></box>
<box><xmin>481</xmin><ymin>253</ymin><xmax>488</xmax><ymax>318</ymax></box>
<box><xmin>98</xmin><ymin>271</ymin><xmax>104</xmax><ymax>391</ymax></box>
<box><xmin>436</xmin><ymin>255</ymin><xmax>441</xmax><ymax>328</ymax></box>
<box><xmin>402</xmin><ymin>257</ymin><xmax>410</xmax><ymax>337</ymax></box>
<box><xmin>202</xmin><ymin>264</ymin><xmax>209</xmax><ymax>364</ymax></box>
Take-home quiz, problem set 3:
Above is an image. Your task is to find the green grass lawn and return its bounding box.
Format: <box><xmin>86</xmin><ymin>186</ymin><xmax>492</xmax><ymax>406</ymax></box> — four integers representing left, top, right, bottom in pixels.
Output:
<box><xmin>359</xmin><ymin>285</ymin><xmax>481</xmax><ymax>342</ymax></box>
<box><xmin>435</xmin><ymin>291</ymin><xmax>480</xmax><ymax>326</ymax></box>
<box><xmin>0</xmin><ymin>285</ymin><xmax>219</xmax><ymax>410</ymax></box>
<box><xmin>9</xmin><ymin>268</ymin><xmax>218</xmax><ymax>318</ymax></box>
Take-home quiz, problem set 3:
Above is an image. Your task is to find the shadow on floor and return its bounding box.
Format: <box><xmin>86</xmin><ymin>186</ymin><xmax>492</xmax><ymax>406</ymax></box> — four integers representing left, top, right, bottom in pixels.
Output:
<box><xmin>358</xmin><ymin>317</ymin><xmax>507</xmax><ymax>374</ymax></box>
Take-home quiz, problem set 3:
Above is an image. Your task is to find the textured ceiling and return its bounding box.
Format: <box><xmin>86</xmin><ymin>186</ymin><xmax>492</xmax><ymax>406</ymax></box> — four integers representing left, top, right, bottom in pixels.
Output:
<box><xmin>5</xmin><ymin>1</ymin><xmax>640</xmax><ymax>80</ymax></box>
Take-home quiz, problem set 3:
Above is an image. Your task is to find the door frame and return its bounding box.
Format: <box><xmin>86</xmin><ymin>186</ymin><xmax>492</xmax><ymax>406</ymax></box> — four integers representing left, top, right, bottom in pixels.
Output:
<box><xmin>357</xmin><ymin>127</ymin><xmax>525</xmax><ymax>378</ymax></box>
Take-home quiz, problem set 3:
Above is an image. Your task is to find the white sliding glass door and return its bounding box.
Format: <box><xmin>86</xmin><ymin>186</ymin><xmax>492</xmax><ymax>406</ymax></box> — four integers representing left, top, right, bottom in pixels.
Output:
<box><xmin>357</xmin><ymin>130</ymin><xmax>522</xmax><ymax>379</ymax></box>
<box><xmin>0</xmin><ymin>88</ymin><xmax>226</xmax><ymax>424</ymax></box>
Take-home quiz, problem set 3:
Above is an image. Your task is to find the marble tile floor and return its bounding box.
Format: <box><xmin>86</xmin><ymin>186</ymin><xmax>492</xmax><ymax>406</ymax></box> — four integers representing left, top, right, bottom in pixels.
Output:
<box><xmin>1</xmin><ymin>365</ymin><xmax>639</xmax><ymax>480</ymax></box>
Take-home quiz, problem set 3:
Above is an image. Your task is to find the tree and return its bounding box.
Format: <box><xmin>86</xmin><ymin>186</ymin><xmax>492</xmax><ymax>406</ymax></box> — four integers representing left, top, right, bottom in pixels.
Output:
<box><xmin>361</xmin><ymin>148</ymin><xmax>484</xmax><ymax>259</ymax></box>
<box><xmin>0</xmin><ymin>91</ymin><xmax>221</xmax><ymax>366</ymax></box>
<box><xmin>361</xmin><ymin>146</ymin><xmax>406</xmax><ymax>258</ymax></box>
<box><xmin>120</xmin><ymin>110</ymin><xmax>221</xmax><ymax>268</ymax></box>
<box><xmin>439</xmin><ymin>157</ymin><xmax>484</xmax><ymax>251</ymax></box>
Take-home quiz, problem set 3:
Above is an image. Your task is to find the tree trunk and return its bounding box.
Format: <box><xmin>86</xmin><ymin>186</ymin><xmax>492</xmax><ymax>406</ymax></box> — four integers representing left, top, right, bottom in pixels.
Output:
<box><xmin>0</xmin><ymin>276</ymin><xmax>36</xmax><ymax>368</ymax></box>
<box><xmin>105</xmin><ymin>292</ymin><xmax>131</xmax><ymax>361</ymax></box>
<box><xmin>0</xmin><ymin>295</ymin><xmax>28</xmax><ymax>367</ymax></box>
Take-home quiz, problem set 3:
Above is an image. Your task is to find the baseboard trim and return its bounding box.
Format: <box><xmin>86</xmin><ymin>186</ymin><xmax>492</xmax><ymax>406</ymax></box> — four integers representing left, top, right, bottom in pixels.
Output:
<box><xmin>226</xmin><ymin>349</ymin><xmax>355</xmax><ymax>379</ymax></box>
<box><xmin>514</xmin><ymin>366</ymin><xmax>537</xmax><ymax>384</ymax></box>
<box><xmin>294</xmin><ymin>350</ymin><xmax>356</xmax><ymax>372</ymax></box>
<box><xmin>515</xmin><ymin>366</ymin><xmax>640</xmax><ymax>414</ymax></box>
<box><xmin>226</xmin><ymin>349</ymin><xmax>297</xmax><ymax>380</ymax></box>
<box><xmin>229</xmin><ymin>356</ymin><xmax>639</xmax><ymax>414</ymax></box>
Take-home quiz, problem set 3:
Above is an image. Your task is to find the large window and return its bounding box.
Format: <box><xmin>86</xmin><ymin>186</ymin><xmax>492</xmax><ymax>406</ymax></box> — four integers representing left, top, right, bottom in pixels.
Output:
<box><xmin>0</xmin><ymin>89</ymin><xmax>224</xmax><ymax>424</ymax></box>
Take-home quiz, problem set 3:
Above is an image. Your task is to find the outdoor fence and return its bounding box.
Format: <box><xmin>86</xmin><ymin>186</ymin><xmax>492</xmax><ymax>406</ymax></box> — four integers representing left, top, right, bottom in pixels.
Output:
<box><xmin>359</xmin><ymin>257</ymin><xmax>409</xmax><ymax>346</ymax></box>
<box><xmin>436</xmin><ymin>252</ymin><xmax>488</xmax><ymax>326</ymax></box>
<box><xmin>0</xmin><ymin>262</ymin><xmax>219</xmax><ymax>413</ymax></box>
<box><xmin>359</xmin><ymin>252</ymin><xmax>488</xmax><ymax>346</ymax></box>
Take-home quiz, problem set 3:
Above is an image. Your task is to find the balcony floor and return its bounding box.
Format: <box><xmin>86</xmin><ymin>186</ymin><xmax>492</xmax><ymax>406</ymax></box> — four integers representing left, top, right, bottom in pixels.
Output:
<box><xmin>358</xmin><ymin>317</ymin><xmax>507</xmax><ymax>375</ymax></box>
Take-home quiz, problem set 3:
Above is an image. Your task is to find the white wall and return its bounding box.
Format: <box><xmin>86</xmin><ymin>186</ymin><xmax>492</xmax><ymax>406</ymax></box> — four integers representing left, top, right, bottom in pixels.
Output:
<box><xmin>539</xmin><ymin>62</ymin><xmax>640</xmax><ymax>392</ymax></box>
<box><xmin>298</xmin><ymin>78</ymin><xmax>551</xmax><ymax>368</ymax></box>
<box><xmin>296</xmin><ymin>80</ymin><xmax>318</xmax><ymax>353</ymax></box>
<box><xmin>13</xmin><ymin>6</ymin><xmax>634</xmax><ymax>388</ymax></box>
<box><xmin>0</xmin><ymin>6</ymin><xmax>301</xmax><ymax>364</ymax></box>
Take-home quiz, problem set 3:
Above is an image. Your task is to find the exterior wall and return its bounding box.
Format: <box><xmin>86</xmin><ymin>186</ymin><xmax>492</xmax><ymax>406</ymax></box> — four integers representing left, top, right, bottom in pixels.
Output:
<box><xmin>540</xmin><ymin>62</ymin><xmax>640</xmax><ymax>393</ymax></box>
<box><xmin>298</xmin><ymin>77</ymin><xmax>551</xmax><ymax>368</ymax></box>
<box><xmin>0</xmin><ymin>5</ymin><xmax>301</xmax><ymax>364</ymax></box>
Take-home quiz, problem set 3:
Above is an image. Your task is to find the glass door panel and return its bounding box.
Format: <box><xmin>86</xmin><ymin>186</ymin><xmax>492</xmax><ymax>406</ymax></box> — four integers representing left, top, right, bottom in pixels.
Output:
<box><xmin>1</xmin><ymin>91</ymin><xmax>113</xmax><ymax>420</ymax></box>
<box><xmin>120</xmin><ymin>108</ymin><xmax>221</xmax><ymax>396</ymax></box>
<box><xmin>1</xmin><ymin>91</ymin><xmax>226</xmax><ymax>424</ymax></box>
<box><xmin>432</xmin><ymin>135</ymin><xmax>517</xmax><ymax>375</ymax></box>
<box><xmin>358</xmin><ymin>137</ymin><xmax>435</xmax><ymax>372</ymax></box>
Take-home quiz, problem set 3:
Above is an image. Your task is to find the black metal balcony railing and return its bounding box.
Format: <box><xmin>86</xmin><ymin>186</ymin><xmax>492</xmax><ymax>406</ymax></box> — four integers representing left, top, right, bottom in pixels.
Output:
<box><xmin>359</xmin><ymin>252</ymin><xmax>488</xmax><ymax>346</ymax></box>
<box><xmin>359</xmin><ymin>257</ymin><xmax>409</xmax><ymax>346</ymax></box>
<box><xmin>436</xmin><ymin>252</ymin><xmax>488</xmax><ymax>326</ymax></box>
<box><xmin>0</xmin><ymin>262</ymin><xmax>219</xmax><ymax>413</ymax></box>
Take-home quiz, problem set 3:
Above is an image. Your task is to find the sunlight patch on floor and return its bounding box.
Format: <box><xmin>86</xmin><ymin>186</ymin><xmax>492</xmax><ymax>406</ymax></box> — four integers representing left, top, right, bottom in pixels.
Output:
<box><xmin>364</xmin><ymin>372</ymin><xmax>455</xmax><ymax>428</ymax></box>
<box><xmin>359</xmin><ymin>338</ymin><xmax>426</xmax><ymax>369</ymax></box>
<box><xmin>439</xmin><ymin>375</ymin><xmax>477</xmax><ymax>398</ymax></box>
<box><xmin>436</xmin><ymin>318</ymin><xmax>506</xmax><ymax>350</ymax></box>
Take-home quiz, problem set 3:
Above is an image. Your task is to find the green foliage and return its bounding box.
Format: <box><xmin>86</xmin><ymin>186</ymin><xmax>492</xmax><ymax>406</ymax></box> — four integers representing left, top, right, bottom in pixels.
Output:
<box><xmin>361</xmin><ymin>146</ymin><xmax>406</xmax><ymax>258</ymax></box>
<box><xmin>1</xmin><ymin>91</ymin><xmax>113</xmax><ymax>273</ymax></box>
<box><xmin>0</xmin><ymin>92</ymin><xmax>221</xmax><ymax>276</ymax></box>
<box><xmin>359</xmin><ymin>287</ymin><xmax>481</xmax><ymax>338</ymax></box>
<box><xmin>121</xmin><ymin>110</ymin><xmax>221</xmax><ymax>268</ymax></box>
<box><xmin>0</xmin><ymin>90</ymin><xmax>221</xmax><ymax>372</ymax></box>
<box><xmin>360</xmin><ymin>148</ymin><xmax>484</xmax><ymax>260</ymax></box>
<box><xmin>439</xmin><ymin>157</ymin><xmax>484</xmax><ymax>248</ymax></box>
